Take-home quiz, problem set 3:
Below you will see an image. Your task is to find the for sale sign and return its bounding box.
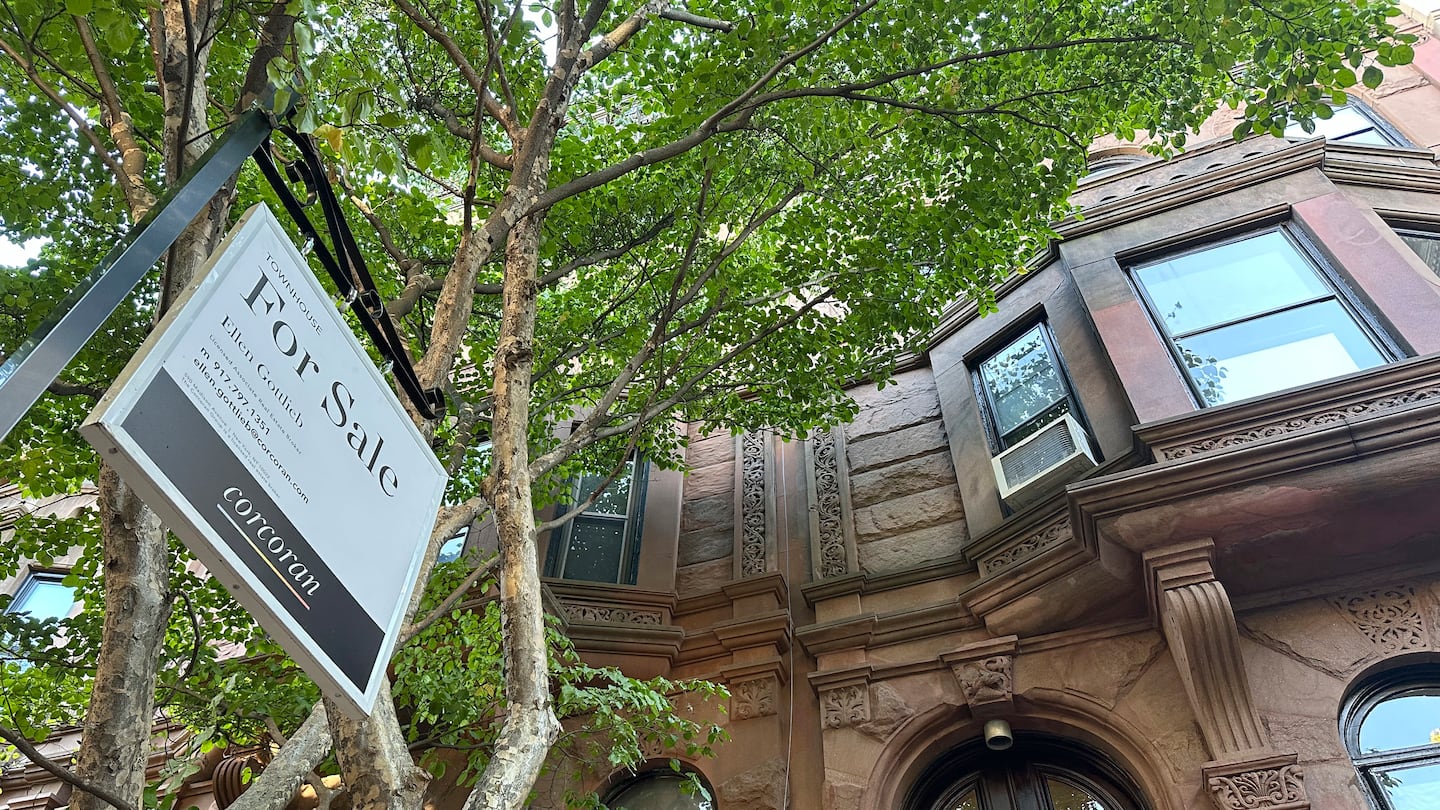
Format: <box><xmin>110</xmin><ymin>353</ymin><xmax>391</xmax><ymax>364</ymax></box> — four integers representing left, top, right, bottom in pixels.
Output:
<box><xmin>82</xmin><ymin>204</ymin><xmax>447</xmax><ymax>717</ymax></box>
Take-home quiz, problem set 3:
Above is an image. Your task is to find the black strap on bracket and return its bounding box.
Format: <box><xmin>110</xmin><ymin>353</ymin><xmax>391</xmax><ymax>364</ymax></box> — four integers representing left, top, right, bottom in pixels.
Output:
<box><xmin>251</xmin><ymin>129</ymin><xmax>444</xmax><ymax>419</ymax></box>
<box><xmin>0</xmin><ymin>94</ymin><xmax>446</xmax><ymax>446</ymax></box>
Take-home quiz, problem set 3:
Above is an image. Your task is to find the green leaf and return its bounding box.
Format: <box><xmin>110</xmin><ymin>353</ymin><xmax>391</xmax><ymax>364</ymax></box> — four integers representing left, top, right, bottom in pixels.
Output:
<box><xmin>1363</xmin><ymin>65</ymin><xmax>1384</xmax><ymax>89</ymax></box>
<box><xmin>64</xmin><ymin>0</ymin><xmax>91</xmax><ymax>15</ymax></box>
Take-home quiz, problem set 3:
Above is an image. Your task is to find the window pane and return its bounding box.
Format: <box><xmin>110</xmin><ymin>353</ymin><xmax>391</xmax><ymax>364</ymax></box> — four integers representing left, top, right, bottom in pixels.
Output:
<box><xmin>1399</xmin><ymin>232</ymin><xmax>1440</xmax><ymax>275</ymax></box>
<box><xmin>9</xmin><ymin>577</ymin><xmax>75</xmax><ymax>621</ymax></box>
<box><xmin>1334</xmin><ymin>128</ymin><xmax>1392</xmax><ymax>146</ymax></box>
<box><xmin>1374</xmin><ymin>761</ymin><xmax>1440</xmax><ymax>809</ymax></box>
<box><xmin>608</xmin><ymin>774</ymin><xmax>713</xmax><ymax>810</ymax></box>
<box><xmin>1134</xmin><ymin>232</ymin><xmax>1331</xmax><ymax>335</ymax></box>
<box><xmin>561</xmin><ymin>516</ymin><xmax>625</xmax><ymax>582</ymax></box>
<box><xmin>1360</xmin><ymin>693</ymin><xmax>1440</xmax><ymax>753</ymax></box>
<box><xmin>980</xmin><ymin>326</ymin><xmax>1068</xmax><ymax>438</ymax></box>
<box><xmin>436</xmin><ymin>531</ymin><xmax>467</xmax><ymax>564</ymax></box>
<box><xmin>946</xmin><ymin>788</ymin><xmax>978</xmax><ymax>810</ymax></box>
<box><xmin>1175</xmin><ymin>300</ymin><xmax>1386</xmax><ymax>405</ymax></box>
<box><xmin>576</xmin><ymin>465</ymin><xmax>632</xmax><ymax>516</ymax></box>
<box><xmin>1047</xmin><ymin>777</ymin><xmax>1111</xmax><ymax>810</ymax></box>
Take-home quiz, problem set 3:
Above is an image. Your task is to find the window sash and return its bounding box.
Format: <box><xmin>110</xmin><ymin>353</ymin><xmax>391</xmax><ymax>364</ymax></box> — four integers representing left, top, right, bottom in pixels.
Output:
<box><xmin>974</xmin><ymin>323</ymin><xmax>1080</xmax><ymax>452</ymax></box>
<box><xmin>548</xmin><ymin>459</ymin><xmax>648</xmax><ymax>584</ymax></box>
<box><xmin>1131</xmin><ymin>227</ymin><xmax>1392</xmax><ymax>408</ymax></box>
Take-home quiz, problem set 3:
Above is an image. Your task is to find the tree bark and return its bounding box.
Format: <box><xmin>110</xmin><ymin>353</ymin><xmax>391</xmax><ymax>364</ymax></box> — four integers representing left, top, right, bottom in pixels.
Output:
<box><xmin>325</xmin><ymin>680</ymin><xmax>427</xmax><ymax>809</ymax></box>
<box><xmin>225</xmin><ymin>703</ymin><xmax>332</xmax><ymax>810</ymax></box>
<box><xmin>71</xmin><ymin>5</ymin><xmax>227</xmax><ymax>809</ymax></box>
<box><xmin>462</xmin><ymin>211</ymin><xmax>558</xmax><ymax>810</ymax></box>
<box><xmin>69</xmin><ymin>466</ymin><xmax>173</xmax><ymax>810</ymax></box>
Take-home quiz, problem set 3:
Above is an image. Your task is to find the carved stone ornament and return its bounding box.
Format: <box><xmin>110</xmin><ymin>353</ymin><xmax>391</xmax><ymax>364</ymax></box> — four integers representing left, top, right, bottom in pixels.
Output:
<box><xmin>811</xmin><ymin>429</ymin><xmax>849</xmax><ymax>579</ymax></box>
<box><xmin>955</xmin><ymin>656</ymin><xmax>1014</xmax><ymax>711</ymax></box>
<box><xmin>731</xmin><ymin>675</ymin><xmax>777</xmax><ymax>721</ymax></box>
<box><xmin>1161</xmin><ymin>385</ymin><xmax>1440</xmax><ymax>460</ymax></box>
<box><xmin>740</xmin><ymin>431</ymin><xmax>768</xmax><ymax>576</ymax></box>
<box><xmin>1332</xmin><ymin>585</ymin><xmax>1427</xmax><ymax>652</ymax></box>
<box><xmin>821</xmin><ymin>683</ymin><xmax>870</xmax><ymax>729</ymax></box>
<box><xmin>1206</xmin><ymin>764</ymin><xmax>1307</xmax><ymax>810</ymax></box>
<box><xmin>559</xmin><ymin>602</ymin><xmax>663</xmax><ymax>625</ymax></box>
<box><xmin>981</xmin><ymin>515</ymin><xmax>1071</xmax><ymax>575</ymax></box>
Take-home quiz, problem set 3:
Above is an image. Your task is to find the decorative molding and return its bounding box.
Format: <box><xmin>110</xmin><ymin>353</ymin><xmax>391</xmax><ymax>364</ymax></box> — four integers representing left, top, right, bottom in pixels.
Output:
<box><xmin>957</xmin><ymin>656</ymin><xmax>1013</xmax><ymax>711</ymax></box>
<box><xmin>559</xmin><ymin>602</ymin><xmax>664</xmax><ymax>625</ymax></box>
<box><xmin>739</xmin><ymin>431</ymin><xmax>769</xmax><ymax>576</ymax></box>
<box><xmin>1332</xmin><ymin>585</ymin><xmax>1427</xmax><ymax>652</ymax></box>
<box><xmin>810</xmin><ymin>429</ymin><xmax>851</xmax><ymax>579</ymax></box>
<box><xmin>941</xmin><ymin>636</ymin><xmax>1019</xmax><ymax>717</ymax></box>
<box><xmin>731</xmin><ymin>675</ymin><xmax>778</xmax><ymax>721</ymax></box>
<box><xmin>1203</xmin><ymin>754</ymin><xmax>1308</xmax><ymax>810</ymax></box>
<box><xmin>1159</xmin><ymin>386</ymin><xmax>1440</xmax><ymax>461</ymax></box>
<box><xmin>1145</xmin><ymin>541</ymin><xmax>1270</xmax><ymax>758</ymax></box>
<box><xmin>980</xmin><ymin>515</ymin><xmax>1072</xmax><ymax>575</ymax></box>
<box><xmin>820</xmin><ymin>683</ymin><xmax>870</xmax><ymax>729</ymax></box>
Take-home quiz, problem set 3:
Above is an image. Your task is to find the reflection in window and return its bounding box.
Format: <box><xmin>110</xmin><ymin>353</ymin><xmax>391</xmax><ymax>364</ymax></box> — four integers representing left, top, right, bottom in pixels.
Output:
<box><xmin>604</xmin><ymin>772</ymin><xmax>713</xmax><ymax>810</ymax></box>
<box><xmin>1396</xmin><ymin>230</ymin><xmax>1440</xmax><ymax>277</ymax></box>
<box><xmin>7</xmin><ymin>573</ymin><xmax>75</xmax><ymax>621</ymax></box>
<box><xmin>1285</xmin><ymin>102</ymin><xmax>1405</xmax><ymax>146</ymax></box>
<box><xmin>1132</xmin><ymin>230</ymin><xmax>1390</xmax><ymax>406</ymax></box>
<box><xmin>1048</xmin><ymin>777</ymin><xmax>1112</xmax><ymax>810</ymax></box>
<box><xmin>974</xmin><ymin>324</ymin><xmax>1081</xmax><ymax>450</ymax></box>
<box><xmin>436</xmin><ymin>527</ymin><xmax>469</xmax><ymax>564</ymax></box>
<box><xmin>1344</xmin><ymin>664</ymin><xmax>1440</xmax><ymax>810</ymax></box>
<box><xmin>545</xmin><ymin>458</ymin><xmax>648</xmax><ymax>585</ymax></box>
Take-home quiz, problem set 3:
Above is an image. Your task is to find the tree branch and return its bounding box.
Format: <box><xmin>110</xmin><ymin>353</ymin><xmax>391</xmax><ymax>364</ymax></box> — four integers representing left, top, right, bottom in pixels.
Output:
<box><xmin>0</xmin><ymin>725</ymin><xmax>141</xmax><ymax>810</ymax></box>
<box><xmin>399</xmin><ymin>555</ymin><xmax>500</xmax><ymax>644</ymax></box>
<box><xmin>658</xmin><ymin>7</ymin><xmax>734</xmax><ymax>32</ymax></box>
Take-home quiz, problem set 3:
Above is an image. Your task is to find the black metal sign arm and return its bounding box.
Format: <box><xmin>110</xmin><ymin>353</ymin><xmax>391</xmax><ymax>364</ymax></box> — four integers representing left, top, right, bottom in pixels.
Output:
<box><xmin>0</xmin><ymin>110</ymin><xmax>275</xmax><ymax>443</ymax></box>
<box><xmin>250</xmin><ymin>135</ymin><xmax>444</xmax><ymax>420</ymax></box>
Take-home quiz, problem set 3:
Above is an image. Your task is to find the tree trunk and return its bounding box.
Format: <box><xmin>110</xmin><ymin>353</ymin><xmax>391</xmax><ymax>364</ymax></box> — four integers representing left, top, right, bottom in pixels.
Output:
<box><xmin>325</xmin><ymin>680</ymin><xmax>427</xmax><ymax>809</ymax></box>
<box><xmin>69</xmin><ymin>466</ymin><xmax>173</xmax><ymax>810</ymax></box>
<box><xmin>71</xmin><ymin>5</ymin><xmax>226</xmax><ymax>808</ymax></box>
<box><xmin>462</xmin><ymin>211</ymin><xmax>559</xmax><ymax>810</ymax></box>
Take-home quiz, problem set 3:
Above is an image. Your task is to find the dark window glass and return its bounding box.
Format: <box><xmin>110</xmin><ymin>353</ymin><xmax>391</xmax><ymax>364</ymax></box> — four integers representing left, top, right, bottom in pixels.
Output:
<box><xmin>975</xmin><ymin>324</ymin><xmax>1081</xmax><ymax>450</ymax></box>
<box><xmin>605</xmin><ymin>772</ymin><xmax>714</xmax><ymax>810</ymax></box>
<box><xmin>907</xmin><ymin>736</ymin><xmax>1145</xmax><ymax>810</ymax></box>
<box><xmin>1397</xmin><ymin>231</ymin><xmax>1440</xmax><ymax>276</ymax></box>
<box><xmin>546</xmin><ymin>458</ymin><xmax>647</xmax><ymax>584</ymax></box>
<box><xmin>1343</xmin><ymin>664</ymin><xmax>1440</xmax><ymax>810</ymax></box>
<box><xmin>1132</xmin><ymin>229</ymin><xmax>1390</xmax><ymax>407</ymax></box>
<box><xmin>1285</xmin><ymin>102</ymin><xmax>1405</xmax><ymax>146</ymax></box>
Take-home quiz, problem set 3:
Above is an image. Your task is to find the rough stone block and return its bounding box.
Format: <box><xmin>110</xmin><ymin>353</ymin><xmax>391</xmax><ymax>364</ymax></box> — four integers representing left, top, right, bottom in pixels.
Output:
<box><xmin>675</xmin><ymin>555</ymin><xmax>731</xmax><ymax>597</ymax></box>
<box><xmin>678</xmin><ymin>525</ymin><xmax>734</xmax><ymax>566</ymax></box>
<box><xmin>852</xmin><ymin>486</ymin><xmax>964</xmax><ymax>541</ymax></box>
<box><xmin>846</xmin><ymin>419</ymin><xmax>949</xmax><ymax>475</ymax></box>
<box><xmin>686</xmin><ymin>432</ymin><xmax>735</xmax><ymax>468</ymax></box>
<box><xmin>843</xmin><ymin>380</ymin><xmax>943</xmax><ymax>443</ymax></box>
<box><xmin>848</xmin><ymin>450</ymin><xmax>958</xmax><ymax>509</ymax></box>
<box><xmin>684</xmin><ymin>459</ymin><xmax>734</xmax><ymax>500</ymax></box>
<box><xmin>682</xmin><ymin>491</ymin><xmax>734</xmax><ymax>532</ymax></box>
<box><xmin>857</xmin><ymin>520</ymin><xmax>965</xmax><ymax>573</ymax></box>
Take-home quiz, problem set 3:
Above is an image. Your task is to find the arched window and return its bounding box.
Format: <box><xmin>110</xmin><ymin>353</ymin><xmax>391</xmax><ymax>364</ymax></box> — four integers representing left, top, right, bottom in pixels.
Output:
<box><xmin>905</xmin><ymin>735</ymin><xmax>1146</xmax><ymax>810</ymax></box>
<box><xmin>602</xmin><ymin>769</ymin><xmax>715</xmax><ymax>810</ymax></box>
<box><xmin>1342</xmin><ymin>662</ymin><xmax>1440</xmax><ymax>810</ymax></box>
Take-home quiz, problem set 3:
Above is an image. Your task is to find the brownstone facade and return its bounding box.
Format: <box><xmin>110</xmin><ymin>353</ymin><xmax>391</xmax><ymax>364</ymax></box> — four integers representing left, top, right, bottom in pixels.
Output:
<box><xmin>527</xmin><ymin>9</ymin><xmax>1440</xmax><ymax>808</ymax></box>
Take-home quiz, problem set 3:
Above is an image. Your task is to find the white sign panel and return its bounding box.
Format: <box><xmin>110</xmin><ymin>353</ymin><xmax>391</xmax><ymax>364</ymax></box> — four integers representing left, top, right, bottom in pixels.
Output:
<box><xmin>82</xmin><ymin>204</ymin><xmax>448</xmax><ymax>717</ymax></box>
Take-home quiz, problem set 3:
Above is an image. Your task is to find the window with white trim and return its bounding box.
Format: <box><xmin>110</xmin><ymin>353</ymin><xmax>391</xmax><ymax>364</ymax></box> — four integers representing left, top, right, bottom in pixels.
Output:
<box><xmin>6</xmin><ymin>572</ymin><xmax>75</xmax><ymax>622</ymax></box>
<box><xmin>972</xmin><ymin>323</ymin><xmax>1083</xmax><ymax>452</ymax></box>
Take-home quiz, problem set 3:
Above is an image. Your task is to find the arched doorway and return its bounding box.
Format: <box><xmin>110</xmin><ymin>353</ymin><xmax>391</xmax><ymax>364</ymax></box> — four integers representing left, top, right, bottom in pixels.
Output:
<box><xmin>905</xmin><ymin>735</ymin><xmax>1146</xmax><ymax>810</ymax></box>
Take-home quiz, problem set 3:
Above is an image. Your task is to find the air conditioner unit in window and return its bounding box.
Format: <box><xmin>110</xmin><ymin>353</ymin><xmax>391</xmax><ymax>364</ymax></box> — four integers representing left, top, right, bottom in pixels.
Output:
<box><xmin>991</xmin><ymin>414</ymin><xmax>1097</xmax><ymax>511</ymax></box>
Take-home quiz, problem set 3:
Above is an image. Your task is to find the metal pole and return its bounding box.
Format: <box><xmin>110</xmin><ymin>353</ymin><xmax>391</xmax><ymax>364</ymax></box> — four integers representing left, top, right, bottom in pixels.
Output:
<box><xmin>0</xmin><ymin>110</ymin><xmax>274</xmax><ymax>442</ymax></box>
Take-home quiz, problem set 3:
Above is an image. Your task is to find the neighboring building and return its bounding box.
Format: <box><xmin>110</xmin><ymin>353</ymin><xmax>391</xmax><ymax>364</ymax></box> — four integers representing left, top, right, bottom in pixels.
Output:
<box><xmin>521</xmin><ymin>8</ymin><xmax>1440</xmax><ymax>810</ymax></box>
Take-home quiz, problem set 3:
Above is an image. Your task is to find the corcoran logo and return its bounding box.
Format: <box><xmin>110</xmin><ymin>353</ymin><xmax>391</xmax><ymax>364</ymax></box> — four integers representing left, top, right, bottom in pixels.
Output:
<box><xmin>219</xmin><ymin>487</ymin><xmax>322</xmax><ymax>608</ymax></box>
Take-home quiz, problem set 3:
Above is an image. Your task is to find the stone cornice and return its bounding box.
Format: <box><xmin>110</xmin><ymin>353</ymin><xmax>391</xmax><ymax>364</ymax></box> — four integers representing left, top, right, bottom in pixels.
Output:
<box><xmin>799</xmin><ymin>555</ymin><xmax>975</xmax><ymax>608</ymax></box>
<box><xmin>1072</xmin><ymin>358</ymin><xmax>1440</xmax><ymax>558</ymax></box>
<box><xmin>795</xmin><ymin>598</ymin><xmax>980</xmax><ymax>656</ymax></box>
